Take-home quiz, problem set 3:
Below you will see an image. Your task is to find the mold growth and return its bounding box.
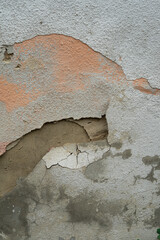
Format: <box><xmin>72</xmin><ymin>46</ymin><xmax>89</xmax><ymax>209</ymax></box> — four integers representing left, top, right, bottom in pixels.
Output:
<box><xmin>0</xmin><ymin>116</ymin><xmax>108</xmax><ymax>197</ymax></box>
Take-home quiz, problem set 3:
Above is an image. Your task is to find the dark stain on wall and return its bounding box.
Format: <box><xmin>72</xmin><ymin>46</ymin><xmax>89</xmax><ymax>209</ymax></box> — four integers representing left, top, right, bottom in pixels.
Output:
<box><xmin>0</xmin><ymin>181</ymin><xmax>38</xmax><ymax>240</ymax></box>
<box><xmin>144</xmin><ymin>207</ymin><xmax>160</xmax><ymax>228</ymax></box>
<box><xmin>111</xmin><ymin>142</ymin><xmax>122</xmax><ymax>149</ymax></box>
<box><xmin>144</xmin><ymin>167</ymin><xmax>157</xmax><ymax>182</ymax></box>
<box><xmin>142</xmin><ymin>155</ymin><xmax>160</xmax><ymax>182</ymax></box>
<box><xmin>156</xmin><ymin>188</ymin><xmax>160</xmax><ymax>196</ymax></box>
<box><xmin>122</xmin><ymin>149</ymin><xmax>132</xmax><ymax>160</ymax></box>
<box><xmin>142</xmin><ymin>155</ymin><xmax>160</xmax><ymax>168</ymax></box>
<box><xmin>84</xmin><ymin>157</ymin><xmax>107</xmax><ymax>182</ymax></box>
<box><xmin>66</xmin><ymin>190</ymin><xmax>123</xmax><ymax>230</ymax></box>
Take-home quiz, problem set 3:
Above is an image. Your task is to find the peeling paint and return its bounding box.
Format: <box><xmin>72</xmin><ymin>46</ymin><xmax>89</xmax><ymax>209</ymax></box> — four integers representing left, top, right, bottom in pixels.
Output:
<box><xmin>1</xmin><ymin>35</ymin><xmax>159</xmax><ymax>114</ymax></box>
<box><xmin>0</xmin><ymin>33</ymin><xmax>126</xmax><ymax>113</ymax></box>
<box><xmin>110</xmin><ymin>142</ymin><xmax>123</xmax><ymax>149</ymax></box>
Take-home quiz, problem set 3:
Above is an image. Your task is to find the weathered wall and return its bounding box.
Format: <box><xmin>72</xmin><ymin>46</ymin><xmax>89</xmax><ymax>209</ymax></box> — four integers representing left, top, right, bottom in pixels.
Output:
<box><xmin>0</xmin><ymin>1</ymin><xmax>160</xmax><ymax>240</ymax></box>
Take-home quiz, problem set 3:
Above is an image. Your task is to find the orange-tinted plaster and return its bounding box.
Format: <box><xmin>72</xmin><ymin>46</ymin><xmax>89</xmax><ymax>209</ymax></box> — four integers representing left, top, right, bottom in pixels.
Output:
<box><xmin>133</xmin><ymin>78</ymin><xmax>160</xmax><ymax>96</ymax></box>
<box><xmin>1</xmin><ymin>34</ymin><xmax>159</xmax><ymax>112</ymax></box>
<box><xmin>14</xmin><ymin>34</ymin><xmax>127</xmax><ymax>93</ymax></box>
<box><xmin>0</xmin><ymin>75</ymin><xmax>40</xmax><ymax>111</ymax></box>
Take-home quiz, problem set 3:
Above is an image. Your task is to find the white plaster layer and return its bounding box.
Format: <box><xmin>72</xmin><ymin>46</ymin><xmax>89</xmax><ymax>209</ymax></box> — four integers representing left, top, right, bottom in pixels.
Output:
<box><xmin>43</xmin><ymin>140</ymin><xmax>109</xmax><ymax>169</ymax></box>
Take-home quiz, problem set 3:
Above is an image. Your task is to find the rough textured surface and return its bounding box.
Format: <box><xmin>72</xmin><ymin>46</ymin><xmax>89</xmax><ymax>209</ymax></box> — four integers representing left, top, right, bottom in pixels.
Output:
<box><xmin>0</xmin><ymin>0</ymin><xmax>160</xmax><ymax>88</ymax></box>
<box><xmin>0</xmin><ymin>1</ymin><xmax>160</xmax><ymax>239</ymax></box>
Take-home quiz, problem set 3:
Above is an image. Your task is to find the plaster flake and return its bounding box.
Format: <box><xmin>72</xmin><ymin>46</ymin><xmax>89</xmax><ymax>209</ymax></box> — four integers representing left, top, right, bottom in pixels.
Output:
<box><xmin>60</xmin><ymin>154</ymin><xmax>77</xmax><ymax>169</ymax></box>
<box><xmin>132</xmin><ymin>78</ymin><xmax>160</xmax><ymax>96</ymax></box>
<box><xmin>0</xmin><ymin>34</ymin><xmax>126</xmax><ymax>113</ymax></box>
<box><xmin>43</xmin><ymin>140</ymin><xmax>109</xmax><ymax>169</ymax></box>
<box><xmin>77</xmin><ymin>152</ymin><xmax>89</xmax><ymax>169</ymax></box>
<box><xmin>43</xmin><ymin>146</ymin><xmax>71</xmax><ymax>168</ymax></box>
<box><xmin>0</xmin><ymin>34</ymin><xmax>160</xmax><ymax>154</ymax></box>
<box><xmin>1</xmin><ymin>35</ymin><xmax>159</xmax><ymax>115</ymax></box>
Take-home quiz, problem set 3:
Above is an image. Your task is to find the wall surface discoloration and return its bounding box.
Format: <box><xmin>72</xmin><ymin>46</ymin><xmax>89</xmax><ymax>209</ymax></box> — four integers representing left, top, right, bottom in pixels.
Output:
<box><xmin>142</xmin><ymin>155</ymin><xmax>160</xmax><ymax>166</ymax></box>
<box><xmin>0</xmin><ymin>76</ymin><xmax>40</xmax><ymax>112</ymax></box>
<box><xmin>144</xmin><ymin>167</ymin><xmax>157</xmax><ymax>182</ymax></box>
<box><xmin>66</xmin><ymin>190</ymin><xmax>122</xmax><ymax>229</ymax></box>
<box><xmin>0</xmin><ymin>34</ymin><xmax>127</xmax><ymax>113</ymax></box>
<box><xmin>122</xmin><ymin>149</ymin><xmax>132</xmax><ymax>160</ymax></box>
<box><xmin>84</xmin><ymin>156</ymin><xmax>107</xmax><ymax>182</ymax></box>
<box><xmin>133</xmin><ymin>78</ymin><xmax>160</xmax><ymax>96</ymax></box>
<box><xmin>0</xmin><ymin>181</ymin><xmax>37</xmax><ymax>240</ymax></box>
<box><xmin>0</xmin><ymin>34</ymin><xmax>160</xmax><ymax>156</ymax></box>
<box><xmin>111</xmin><ymin>142</ymin><xmax>123</xmax><ymax>149</ymax></box>
<box><xmin>0</xmin><ymin>152</ymin><xmax>159</xmax><ymax>240</ymax></box>
<box><xmin>145</xmin><ymin>207</ymin><xmax>160</xmax><ymax>228</ymax></box>
<box><xmin>0</xmin><ymin>1</ymin><xmax>160</xmax><ymax>239</ymax></box>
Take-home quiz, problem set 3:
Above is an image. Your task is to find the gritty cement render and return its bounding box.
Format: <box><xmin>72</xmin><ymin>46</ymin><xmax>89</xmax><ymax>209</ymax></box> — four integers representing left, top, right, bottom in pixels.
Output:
<box><xmin>0</xmin><ymin>1</ymin><xmax>160</xmax><ymax>240</ymax></box>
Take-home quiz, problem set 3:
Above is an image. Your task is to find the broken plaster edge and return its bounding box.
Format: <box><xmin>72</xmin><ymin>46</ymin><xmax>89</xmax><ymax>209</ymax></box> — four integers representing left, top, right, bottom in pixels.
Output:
<box><xmin>42</xmin><ymin>140</ymin><xmax>110</xmax><ymax>170</ymax></box>
<box><xmin>0</xmin><ymin>114</ymin><xmax>108</xmax><ymax>157</ymax></box>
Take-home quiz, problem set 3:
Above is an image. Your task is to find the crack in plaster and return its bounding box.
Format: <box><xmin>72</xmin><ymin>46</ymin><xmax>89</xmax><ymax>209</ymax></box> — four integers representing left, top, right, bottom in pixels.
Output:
<box><xmin>43</xmin><ymin>140</ymin><xmax>110</xmax><ymax>170</ymax></box>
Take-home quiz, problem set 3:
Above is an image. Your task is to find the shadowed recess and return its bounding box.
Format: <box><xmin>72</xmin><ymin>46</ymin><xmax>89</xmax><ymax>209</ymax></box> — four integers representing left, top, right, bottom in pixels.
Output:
<box><xmin>0</xmin><ymin>116</ymin><xmax>108</xmax><ymax>197</ymax></box>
